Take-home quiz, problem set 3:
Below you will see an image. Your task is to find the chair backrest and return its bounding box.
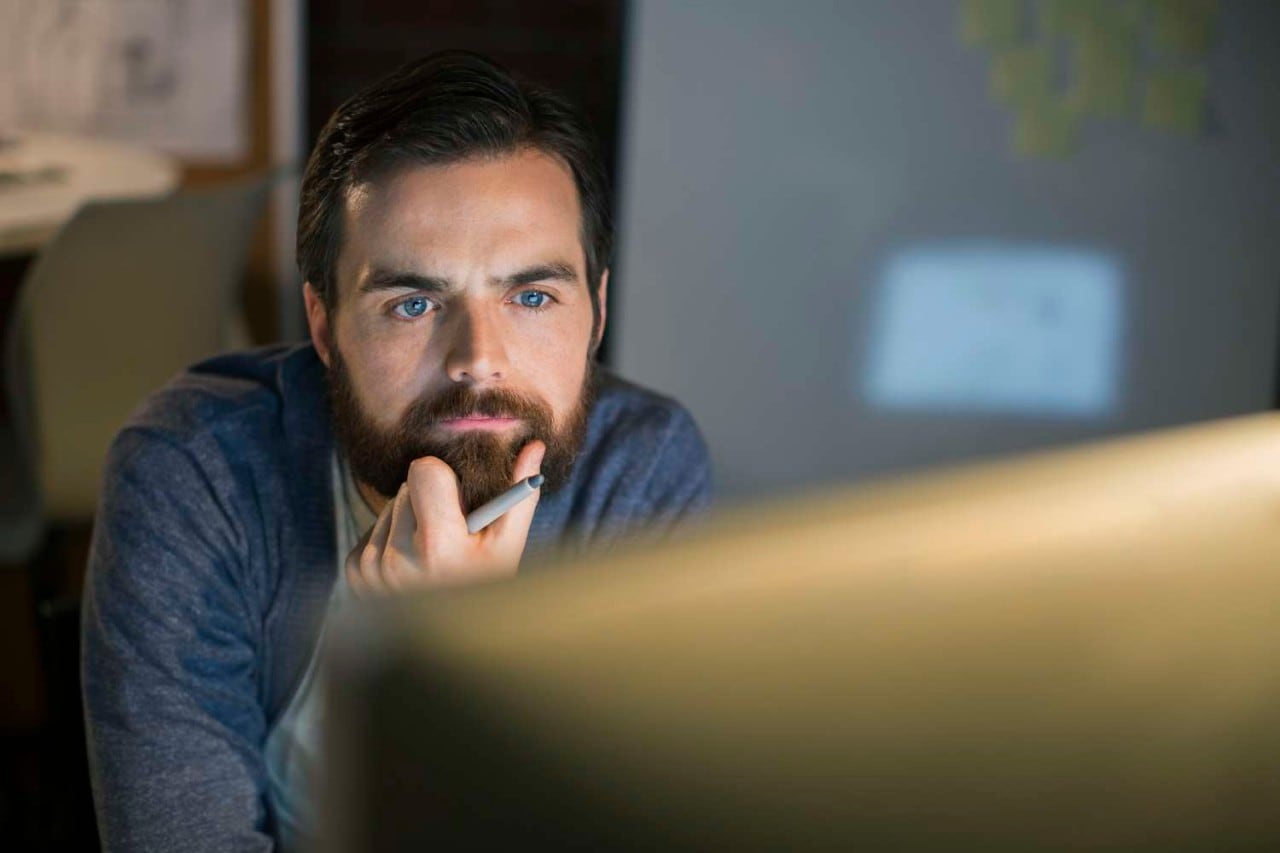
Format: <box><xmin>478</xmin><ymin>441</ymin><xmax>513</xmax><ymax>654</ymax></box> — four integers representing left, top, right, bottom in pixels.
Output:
<box><xmin>10</xmin><ymin>176</ymin><xmax>270</xmax><ymax>520</ymax></box>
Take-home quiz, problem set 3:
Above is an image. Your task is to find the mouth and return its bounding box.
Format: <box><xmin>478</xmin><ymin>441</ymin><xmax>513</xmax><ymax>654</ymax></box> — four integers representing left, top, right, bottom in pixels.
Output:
<box><xmin>436</xmin><ymin>415</ymin><xmax>523</xmax><ymax>432</ymax></box>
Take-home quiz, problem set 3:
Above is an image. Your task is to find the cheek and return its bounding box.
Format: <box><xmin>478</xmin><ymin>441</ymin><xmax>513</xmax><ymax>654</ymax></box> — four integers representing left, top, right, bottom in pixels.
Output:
<box><xmin>544</xmin><ymin>356</ymin><xmax>589</xmax><ymax>426</ymax></box>
<box><xmin>335</xmin><ymin>314</ymin><xmax>431</xmax><ymax>424</ymax></box>
<box><xmin>510</xmin><ymin>306</ymin><xmax>593</xmax><ymax>423</ymax></box>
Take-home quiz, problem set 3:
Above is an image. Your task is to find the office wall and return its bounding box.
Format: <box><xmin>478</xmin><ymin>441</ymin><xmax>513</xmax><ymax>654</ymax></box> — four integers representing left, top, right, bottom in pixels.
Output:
<box><xmin>614</xmin><ymin>0</ymin><xmax>1280</xmax><ymax>500</ymax></box>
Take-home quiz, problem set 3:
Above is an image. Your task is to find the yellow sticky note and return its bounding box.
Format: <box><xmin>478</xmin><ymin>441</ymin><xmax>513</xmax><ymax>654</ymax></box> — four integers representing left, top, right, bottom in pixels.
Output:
<box><xmin>1041</xmin><ymin>0</ymin><xmax>1116</xmax><ymax>36</ymax></box>
<box><xmin>990</xmin><ymin>46</ymin><xmax>1053</xmax><ymax>106</ymax></box>
<box><xmin>1015</xmin><ymin>98</ymin><xmax>1077</xmax><ymax>158</ymax></box>
<box><xmin>961</xmin><ymin>0</ymin><xmax>1022</xmax><ymax>48</ymax></box>
<box><xmin>1114</xmin><ymin>0</ymin><xmax>1149</xmax><ymax>30</ymax></box>
<box><xmin>1150</xmin><ymin>0</ymin><xmax>1219</xmax><ymax>56</ymax></box>
<box><xmin>1067</xmin><ymin>21</ymin><xmax>1137</xmax><ymax>117</ymax></box>
<box><xmin>1045</xmin><ymin>0</ymin><xmax>1147</xmax><ymax>37</ymax></box>
<box><xmin>1039</xmin><ymin>0</ymin><xmax>1076</xmax><ymax>36</ymax></box>
<box><xmin>1142</xmin><ymin>69</ymin><xmax>1208</xmax><ymax>133</ymax></box>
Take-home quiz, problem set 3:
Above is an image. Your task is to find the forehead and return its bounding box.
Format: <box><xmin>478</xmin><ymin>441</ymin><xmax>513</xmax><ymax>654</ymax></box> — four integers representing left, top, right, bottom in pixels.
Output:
<box><xmin>338</xmin><ymin>149</ymin><xmax>583</xmax><ymax>281</ymax></box>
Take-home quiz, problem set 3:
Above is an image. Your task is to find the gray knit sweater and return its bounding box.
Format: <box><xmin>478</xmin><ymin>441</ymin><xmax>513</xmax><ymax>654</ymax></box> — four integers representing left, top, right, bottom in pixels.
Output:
<box><xmin>81</xmin><ymin>344</ymin><xmax>711</xmax><ymax>851</ymax></box>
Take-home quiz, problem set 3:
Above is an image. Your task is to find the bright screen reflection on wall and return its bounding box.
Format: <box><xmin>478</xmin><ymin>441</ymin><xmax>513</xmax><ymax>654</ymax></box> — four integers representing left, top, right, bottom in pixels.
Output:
<box><xmin>864</xmin><ymin>242</ymin><xmax>1123</xmax><ymax>417</ymax></box>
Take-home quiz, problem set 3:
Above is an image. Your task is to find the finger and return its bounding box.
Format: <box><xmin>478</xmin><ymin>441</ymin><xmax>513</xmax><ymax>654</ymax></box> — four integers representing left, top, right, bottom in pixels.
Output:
<box><xmin>351</xmin><ymin>489</ymin><xmax>397</xmax><ymax>595</ymax></box>
<box><xmin>404</xmin><ymin>456</ymin><xmax>468</xmax><ymax>556</ymax></box>
<box><xmin>511</xmin><ymin>439</ymin><xmax>546</xmax><ymax>483</ymax></box>
<box><xmin>347</xmin><ymin>556</ymin><xmax>386</xmax><ymax>596</ymax></box>
<box><xmin>383</xmin><ymin>482</ymin><xmax>419</xmax><ymax>589</ymax></box>
<box><xmin>362</xmin><ymin>489</ymin><xmax>396</xmax><ymax>583</ymax></box>
<box><xmin>485</xmin><ymin>439</ymin><xmax>547</xmax><ymax>546</ymax></box>
<box><xmin>344</xmin><ymin>523</ymin><xmax>373</xmax><ymax>596</ymax></box>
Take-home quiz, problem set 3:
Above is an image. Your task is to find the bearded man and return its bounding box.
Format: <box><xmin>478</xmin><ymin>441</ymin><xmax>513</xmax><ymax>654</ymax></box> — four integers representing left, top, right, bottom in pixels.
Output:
<box><xmin>82</xmin><ymin>51</ymin><xmax>710</xmax><ymax>852</ymax></box>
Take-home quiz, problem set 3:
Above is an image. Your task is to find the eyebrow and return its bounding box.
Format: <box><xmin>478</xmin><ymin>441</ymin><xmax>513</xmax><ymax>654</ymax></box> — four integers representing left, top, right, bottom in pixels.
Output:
<box><xmin>359</xmin><ymin>270</ymin><xmax>450</xmax><ymax>294</ymax></box>
<box><xmin>502</xmin><ymin>262</ymin><xmax>579</xmax><ymax>287</ymax></box>
<box><xmin>358</xmin><ymin>261</ymin><xmax>580</xmax><ymax>295</ymax></box>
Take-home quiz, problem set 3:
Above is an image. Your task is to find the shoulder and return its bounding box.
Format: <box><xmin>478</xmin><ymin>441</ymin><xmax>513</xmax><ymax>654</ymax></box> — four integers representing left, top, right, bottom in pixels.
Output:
<box><xmin>100</xmin><ymin>343</ymin><xmax>332</xmax><ymax>552</ymax></box>
<box><xmin>587</xmin><ymin>368</ymin><xmax>706</xmax><ymax>461</ymax></box>
<box><xmin>89</xmin><ymin>346</ymin><xmax>326</xmax><ymax>628</ymax></box>
<box><xmin>93</xmin><ymin>343</ymin><xmax>337</xmax><ymax>723</ymax></box>
<box><xmin>124</xmin><ymin>343</ymin><xmax>326</xmax><ymax>450</ymax></box>
<box><xmin>559</xmin><ymin>368</ymin><xmax>711</xmax><ymax>538</ymax></box>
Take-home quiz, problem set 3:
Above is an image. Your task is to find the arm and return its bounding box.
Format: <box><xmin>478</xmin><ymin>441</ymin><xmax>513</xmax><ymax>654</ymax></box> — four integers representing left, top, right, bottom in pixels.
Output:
<box><xmin>82</xmin><ymin>428</ymin><xmax>273</xmax><ymax>852</ymax></box>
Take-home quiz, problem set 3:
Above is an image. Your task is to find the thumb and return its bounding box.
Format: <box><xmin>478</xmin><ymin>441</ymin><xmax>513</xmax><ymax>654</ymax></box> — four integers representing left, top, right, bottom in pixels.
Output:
<box><xmin>485</xmin><ymin>439</ymin><xmax>546</xmax><ymax>544</ymax></box>
<box><xmin>512</xmin><ymin>438</ymin><xmax>547</xmax><ymax>483</ymax></box>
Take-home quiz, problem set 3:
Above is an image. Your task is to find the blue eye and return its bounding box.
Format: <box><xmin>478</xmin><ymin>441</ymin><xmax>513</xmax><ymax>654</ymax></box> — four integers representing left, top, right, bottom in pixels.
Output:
<box><xmin>517</xmin><ymin>290</ymin><xmax>550</xmax><ymax>309</ymax></box>
<box><xmin>393</xmin><ymin>296</ymin><xmax>432</xmax><ymax>319</ymax></box>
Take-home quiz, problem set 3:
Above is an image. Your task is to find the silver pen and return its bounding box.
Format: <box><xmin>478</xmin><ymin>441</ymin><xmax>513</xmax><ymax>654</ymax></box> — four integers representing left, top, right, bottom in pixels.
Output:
<box><xmin>465</xmin><ymin>474</ymin><xmax>545</xmax><ymax>534</ymax></box>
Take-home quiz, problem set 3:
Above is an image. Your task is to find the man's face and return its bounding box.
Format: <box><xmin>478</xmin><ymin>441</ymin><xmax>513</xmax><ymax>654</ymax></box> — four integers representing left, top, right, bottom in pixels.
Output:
<box><xmin>305</xmin><ymin>149</ymin><xmax>606</xmax><ymax>513</ymax></box>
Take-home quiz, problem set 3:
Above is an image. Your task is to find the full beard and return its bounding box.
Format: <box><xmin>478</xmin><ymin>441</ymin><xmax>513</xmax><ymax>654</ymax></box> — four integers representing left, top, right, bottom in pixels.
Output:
<box><xmin>326</xmin><ymin>345</ymin><xmax>596</xmax><ymax>515</ymax></box>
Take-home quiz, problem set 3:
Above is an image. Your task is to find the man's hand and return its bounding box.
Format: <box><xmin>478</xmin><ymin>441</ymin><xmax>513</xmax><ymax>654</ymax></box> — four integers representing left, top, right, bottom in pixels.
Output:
<box><xmin>345</xmin><ymin>440</ymin><xmax>546</xmax><ymax>595</ymax></box>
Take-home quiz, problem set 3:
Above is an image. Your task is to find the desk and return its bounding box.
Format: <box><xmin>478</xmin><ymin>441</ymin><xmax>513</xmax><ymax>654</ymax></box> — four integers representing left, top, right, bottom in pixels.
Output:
<box><xmin>0</xmin><ymin>132</ymin><xmax>179</xmax><ymax>258</ymax></box>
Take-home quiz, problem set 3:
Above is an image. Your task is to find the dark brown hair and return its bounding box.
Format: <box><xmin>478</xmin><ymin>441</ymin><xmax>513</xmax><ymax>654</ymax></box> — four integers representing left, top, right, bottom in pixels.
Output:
<box><xmin>297</xmin><ymin>50</ymin><xmax>612</xmax><ymax>312</ymax></box>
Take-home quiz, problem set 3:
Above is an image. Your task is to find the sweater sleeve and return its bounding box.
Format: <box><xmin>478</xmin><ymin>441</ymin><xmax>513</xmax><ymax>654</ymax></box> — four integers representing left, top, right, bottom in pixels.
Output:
<box><xmin>586</xmin><ymin>402</ymin><xmax>711</xmax><ymax>548</ymax></box>
<box><xmin>640</xmin><ymin>404</ymin><xmax>713</xmax><ymax>534</ymax></box>
<box><xmin>82</xmin><ymin>427</ymin><xmax>274</xmax><ymax>852</ymax></box>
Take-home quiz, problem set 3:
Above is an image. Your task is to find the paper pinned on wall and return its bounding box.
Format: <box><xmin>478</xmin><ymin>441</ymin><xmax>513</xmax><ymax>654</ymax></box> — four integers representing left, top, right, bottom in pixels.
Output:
<box><xmin>1151</xmin><ymin>0</ymin><xmax>1219</xmax><ymax>56</ymax></box>
<box><xmin>1142</xmin><ymin>68</ymin><xmax>1208</xmax><ymax>133</ymax></box>
<box><xmin>1015</xmin><ymin>98</ymin><xmax>1077</xmax><ymax>159</ymax></box>
<box><xmin>864</xmin><ymin>243</ymin><xmax>1123</xmax><ymax>418</ymax></box>
<box><xmin>960</xmin><ymin>0</ymin><xmax>1022</xmax><ymax>48</ymax></box>
<box><xmin>990</xmin><ymin>45</ymin><xmax>1052</xmax><ymax>106</ymax></box>
<box><xmin>0</xmin><ymin>0</ymin><xmax>249</xmax><ymax>163</ymax></box>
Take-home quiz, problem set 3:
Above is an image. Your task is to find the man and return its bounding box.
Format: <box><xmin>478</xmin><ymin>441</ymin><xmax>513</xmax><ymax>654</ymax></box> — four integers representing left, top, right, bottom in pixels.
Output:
<box><xmin>82</xmin><ymin>51</ymin><xmax>710</xmax><ymax>851</ymax></box>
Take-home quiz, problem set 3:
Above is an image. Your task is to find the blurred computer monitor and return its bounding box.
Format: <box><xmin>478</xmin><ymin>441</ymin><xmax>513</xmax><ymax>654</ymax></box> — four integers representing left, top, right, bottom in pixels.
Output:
<box><xmin>322</xmin><ymin>414</ymin><xmax>1280</xmax><ymax>850</ymax></box>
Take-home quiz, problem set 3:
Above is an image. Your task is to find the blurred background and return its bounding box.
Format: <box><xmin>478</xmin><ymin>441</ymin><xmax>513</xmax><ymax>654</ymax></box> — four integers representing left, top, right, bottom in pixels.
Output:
<box><xmin>0</xmin><ymin>0</ymin><xmax>1276</xmax><ymax>848</ymax></box>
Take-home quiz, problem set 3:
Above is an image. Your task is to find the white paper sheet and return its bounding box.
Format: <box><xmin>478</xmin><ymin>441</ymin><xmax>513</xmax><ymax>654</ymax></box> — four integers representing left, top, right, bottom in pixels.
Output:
<box><xmin>864</xmin><ymin>242</ymin><xmax>1123</xmax><ymax>418</ymax></box>
<box><xmin>0</xmin><ymin>0</ymin><xmax>248</xmax><ymax>162</ymax></box>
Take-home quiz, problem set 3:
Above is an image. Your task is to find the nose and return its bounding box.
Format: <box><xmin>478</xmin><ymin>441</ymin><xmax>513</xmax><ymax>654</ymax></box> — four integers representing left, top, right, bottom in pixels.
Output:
<box><xmin>443</xmin><ymin>300</ymin><xmax>509</xmax><ymax>385</ymax></box>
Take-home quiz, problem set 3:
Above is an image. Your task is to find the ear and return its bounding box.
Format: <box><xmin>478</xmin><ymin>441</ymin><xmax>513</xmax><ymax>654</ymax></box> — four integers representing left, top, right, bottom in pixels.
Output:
<box><xmin>303</xmin><ymin>281</ymin><xmax>333</xmax><ymax>368</ymax></box>
<box><xmin>592</xmin><ymin>268</ymin><xmax>609</xmax><ymax>355</ymax></box>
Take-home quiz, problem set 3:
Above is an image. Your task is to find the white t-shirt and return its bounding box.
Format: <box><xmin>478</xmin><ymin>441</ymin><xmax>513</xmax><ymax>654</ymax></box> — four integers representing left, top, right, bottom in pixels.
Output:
<box><xmin>264</xmin><ymin>452</ymin><xmax>375</xmax><ymax>851</ymax></box>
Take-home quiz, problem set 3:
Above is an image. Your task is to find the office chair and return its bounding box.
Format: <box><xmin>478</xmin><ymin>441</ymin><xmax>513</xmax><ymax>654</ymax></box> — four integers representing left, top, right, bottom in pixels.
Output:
<box><xmin>0</xmin><ymin>176</ymin><xmax>270</xmax><ymax>560</ymax></box>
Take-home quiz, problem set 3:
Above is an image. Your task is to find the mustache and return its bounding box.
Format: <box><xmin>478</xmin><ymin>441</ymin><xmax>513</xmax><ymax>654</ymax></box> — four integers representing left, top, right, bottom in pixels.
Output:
<box><xmin>404</xmin><ymin>383</ymin><xmax>550</xmax><ymax>428</ymax></box>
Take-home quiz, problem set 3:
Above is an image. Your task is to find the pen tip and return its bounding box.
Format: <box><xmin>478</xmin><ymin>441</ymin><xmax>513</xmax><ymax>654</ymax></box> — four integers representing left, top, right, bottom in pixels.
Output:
<box><xmin>529</xmin><ymin>474</ymin><xmax>545</xmax><ymax>489</ymax></box>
